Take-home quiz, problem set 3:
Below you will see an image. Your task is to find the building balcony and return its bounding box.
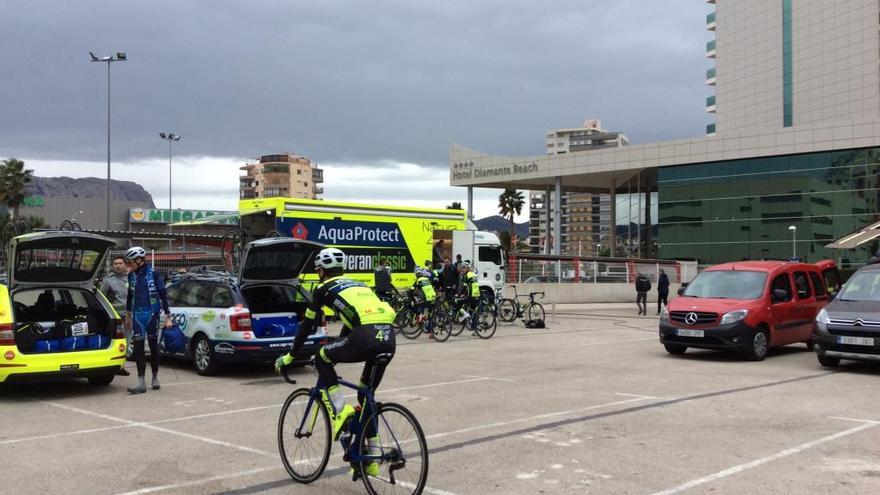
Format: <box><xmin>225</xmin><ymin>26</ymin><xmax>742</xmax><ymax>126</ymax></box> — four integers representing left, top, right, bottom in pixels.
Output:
<box><xmin>312</xmin><ymin>168</ymin><xmax>324</xmax><ymax>183</ymax></box>
<box><xmin>706</xmin><ymin>12</ymin><xmax>715</xmax><ymax>31</ymax></box>
<box><xmin>706</xmin><ymin>123</ymin><xmax>716</xmax><ymax>136</ymax></box>
<box><xmin>706</xmin><ymin>95</ymin><xmax>716</xmax><ymax>113</ymax></box>
<box><xmin>706</xmin><ymin>39</ymin><xmax>716</xmax><ymax>58</ymax></box>
<box><xmin>313</xmin><ymin>185</ymin><xmax>324</xmax><ymax>195</ymax></box>
<box><xmin>706</xmin><ymin>67</ymin><xmax>716</xmax><ymax>85</ymax></box>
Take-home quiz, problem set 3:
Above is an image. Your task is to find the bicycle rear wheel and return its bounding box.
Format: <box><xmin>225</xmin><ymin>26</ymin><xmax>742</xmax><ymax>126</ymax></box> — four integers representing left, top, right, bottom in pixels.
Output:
<box><xmin>396</xmin><ymin>309</ymin><xmax>422</xmax><ymax>340</ymax></box>
<box><xmin>278</xmin><ymin>388</ymin><xmax>331</xmax><ymax>483</ymax></box>
<box><xmin>497</xmin><ymin>298</ymin><xmax>517</xmax><ymax>323</ymax></box>
<box><xmin>429</xmin><ymin>310</ymin><xmax>451</xmax><ymax>342</ymax></box>
<box><xmin>358</xmin><ymin>402</ymin><xmax>429</xmax><ymax>495</ymax></box>
<box><xmin>527</xmin><ymin>302</ymin><xmax>545</xmax><ymax>322</ymax></box>
<box><xmin>474</xmin><ymin>306</ymin><xmax>497</xmax><ymax>339</ymax></box>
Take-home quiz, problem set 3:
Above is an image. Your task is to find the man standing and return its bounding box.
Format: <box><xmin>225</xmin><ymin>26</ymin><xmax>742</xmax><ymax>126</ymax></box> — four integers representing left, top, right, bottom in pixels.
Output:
<box><xmin>124</xmin><ymin>247</ymin><xmax>172</xmax><ymax>394</ymax></box>
<box><xmin>657</xmin><ymin>268</ymin><xmax>670</xmax><ymax>315</ymax></box>
<box><xmin>100</xmin><ymin>256</ymin><xmax>130</xmax><ymax>376</ymax></box>
<box><xmin>442</xmin><ymin>256</ymin><xmax>458</xmax><ymax>296</ymax></box>
<box><xmin>635</xmin><ymin>273</ymin><xmax>651</xmax><ymax>316</ymax></box>
<box><xmin>373</xmin><ymin>258</ymin><xmax>394</xmax><ymax>301</ymax></box>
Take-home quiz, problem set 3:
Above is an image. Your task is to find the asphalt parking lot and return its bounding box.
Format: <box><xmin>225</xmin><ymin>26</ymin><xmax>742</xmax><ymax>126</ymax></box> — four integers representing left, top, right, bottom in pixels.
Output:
<box><xmin>3</xmin><ymin>304</ymin><xmax>880</xmax><ymax>495</ymax></box>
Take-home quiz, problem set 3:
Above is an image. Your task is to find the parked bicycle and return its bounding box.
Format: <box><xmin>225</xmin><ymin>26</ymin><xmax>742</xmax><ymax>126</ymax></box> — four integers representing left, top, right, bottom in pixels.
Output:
<box><xmin>497</xmin><ymin>285</ymin><xmax>545</xmax><ymax>323</ymax></box>
<box><xmin>278</xmin><ymin>360</ymin><xmax>429</xmax><ymax>494</ymax></box>
<box><xmin>394</xmin><ymin>293</ymin><xmax>453</xmax><ymax>342</ymax></box>
<box><xmin>443</xmin><ymin>294</ymin><xmax>497</xmax><ymax>339</ymax></box>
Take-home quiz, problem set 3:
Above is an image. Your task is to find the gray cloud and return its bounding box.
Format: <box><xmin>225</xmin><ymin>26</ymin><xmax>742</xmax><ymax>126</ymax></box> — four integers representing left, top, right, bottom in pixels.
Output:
<box><xmin>1</xmin><ymin>0</ymin><xmax>710</xmax><ymax>166</ymax></box>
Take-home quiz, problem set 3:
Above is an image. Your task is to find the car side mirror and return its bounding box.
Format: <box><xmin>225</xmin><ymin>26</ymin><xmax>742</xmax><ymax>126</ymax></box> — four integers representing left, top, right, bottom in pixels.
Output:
<box><xmin>677</xmin><ymin>287</ymin><xmax>686</xmax><ymax>296</ymax></box>
<box><xmin>771</xmin><ymin>289</ymin><xmax>789</xmax><ymax>303</ymax></box>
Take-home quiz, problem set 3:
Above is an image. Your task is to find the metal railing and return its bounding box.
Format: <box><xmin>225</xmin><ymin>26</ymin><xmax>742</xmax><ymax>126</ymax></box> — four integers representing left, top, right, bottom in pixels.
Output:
<box><xmin>506</xmin><ymin>254</ymin><xmax>697</xmax><ymax>285</ymax></box>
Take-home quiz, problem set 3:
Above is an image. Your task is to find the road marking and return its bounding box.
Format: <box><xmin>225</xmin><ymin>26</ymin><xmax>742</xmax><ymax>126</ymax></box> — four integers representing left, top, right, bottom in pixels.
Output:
<box><xmin>112</xmin><ymin>467</ymin><xmax>279</xmax><ymax>495</ymax></box>
<box><xmin>425</xmin><ymin>396</ymin><xmax>655</xmax><ymax>441</ymax></box>
<box><xmin>571</xmin><ymin>337</ymin><xmax>655</xmax><ymax>347</ymax></box>
<box><xmin>45</xmin><ymin>401</ymin><xmax>273</xmax><ymax>457</ymax></box>
<box><xmin>828</xmin><ymin>415</ymin><xmax>880</xmax><ymax>425</ymax></box>
<box><xmin>5</xmin><ymin>375</ymin><xmax>496</xmax><ymax>446</ymax></box>
<box><xmin>616</xmin><ymin>392</ymin><xmax>677</xmax><ymax>400</ymax></box>
<box><xmin>648</xmin><ymin>419</ymin><xmax>880</xmax><ymax>495</ymax></box>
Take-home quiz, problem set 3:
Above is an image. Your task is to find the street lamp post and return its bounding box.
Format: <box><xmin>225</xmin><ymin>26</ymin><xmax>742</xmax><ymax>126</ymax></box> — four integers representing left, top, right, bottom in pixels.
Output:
<box><xmin>90</xmin><ymin>51</ymin><xmax>127</xmax><ymax>230</ymax></box>
<box><xmin>159</xmin><ymin>132</ymin><xmax>181</xmax><ymax>252</ymax></box>
<box><xmin>788</xmin><ymin>225</ymin><xmax>797</xmax><ymax>259</ymax></box>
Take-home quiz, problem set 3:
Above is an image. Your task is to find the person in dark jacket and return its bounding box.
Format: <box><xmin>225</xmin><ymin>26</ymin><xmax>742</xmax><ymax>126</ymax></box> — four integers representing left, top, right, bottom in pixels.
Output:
<box><xmin>373</xmin><ymin>258</ymin><xmax>395</xmax><ymax>301</ymax></box>
<box><xmin>442</xmin><ymin>256</ymin><xmax>458</xmax><ymax>296</ymax></box>
<box><xmin>635</xmin><ymin>273</ymin><xmax>651</xmax><ymax>315</ymax></box>
<box><xmin>657</xmin><ymin>268</ymin><xmax>670</xmax><ymax>314</ymax></box>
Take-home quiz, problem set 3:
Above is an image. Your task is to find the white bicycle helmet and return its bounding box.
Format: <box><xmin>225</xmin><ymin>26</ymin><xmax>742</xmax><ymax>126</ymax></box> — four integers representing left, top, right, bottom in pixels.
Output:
<box><xmin>125</xmin><ymin>246</ymin><xmax>146</xmax><ymax>260</ymax></box>
<box><xmin>313</xmin><ymin>247</ymin><xmax>346</xmax><ymax>270</ymax></box>
<box><xmin>459</xmin><ymin>260</ymin><xmax>472</xmax><ymax>270</ymax></box>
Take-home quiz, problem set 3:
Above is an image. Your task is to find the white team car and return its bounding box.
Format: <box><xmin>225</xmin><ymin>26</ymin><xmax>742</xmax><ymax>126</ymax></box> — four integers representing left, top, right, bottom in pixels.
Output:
<box><xmin>161</xmin><ymin>238</ymin><xmax>330</xmax><ymax>375</ymax></box>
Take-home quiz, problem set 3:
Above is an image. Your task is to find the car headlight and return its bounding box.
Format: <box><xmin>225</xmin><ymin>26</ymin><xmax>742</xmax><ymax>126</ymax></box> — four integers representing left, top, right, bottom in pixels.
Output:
<box><xmin>659</xmin><ymin>307</ymin><xmax>669</xmax><ymax>321</ymax></box>
<box><xmin>720</xmin><ymin>309</ymin><xmax>748</xmax><ymax>325</ymax></box>
<box><xmin>816</xmin><ymin>308</ymin><xmax>829</xmax><ymax>325</ymax></box>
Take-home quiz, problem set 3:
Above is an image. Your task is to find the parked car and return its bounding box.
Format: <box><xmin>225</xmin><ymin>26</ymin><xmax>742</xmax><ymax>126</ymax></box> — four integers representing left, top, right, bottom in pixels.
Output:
<box><xmin>659</xmin><ymin>259</ymin><xmax>838</xmax><ymax>361</ymax></box>
<box><xmin>161</xmin><ymin>238</ymin><xmax>330</xmax><ymax>375</ymax></box>
<box><xmin>813</xmin><ymin>262</ymin><xmax>880</xmax><ymax>367</ymax></box>
<box><xmin>0</xmin><ymin>231</ymin><xmax>126</xmax><ymax>385</ymax></box>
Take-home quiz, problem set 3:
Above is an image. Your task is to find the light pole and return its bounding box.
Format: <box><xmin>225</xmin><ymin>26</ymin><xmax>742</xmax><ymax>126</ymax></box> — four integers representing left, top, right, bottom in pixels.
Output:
<box><xmin>160</xmin><ymin>133</ymin><xmax>181</xmax><ymax>252</ymax></box>
<box><xmin>788</xmin><ymin>225</ymin><xmax>797</xmax><ymax>259</ymax></box>
<box><xmin>90</xmin><ymin>51</ymin><xmax>127</xmax><ymax>229</ymax></box>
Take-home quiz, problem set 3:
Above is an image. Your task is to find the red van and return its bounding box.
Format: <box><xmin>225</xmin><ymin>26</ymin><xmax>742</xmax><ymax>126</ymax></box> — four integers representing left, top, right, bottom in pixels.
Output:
<box><xmin>659</xmin><ymin>260</ymin><xmax>839</xmax><ymax>361</ymax></box>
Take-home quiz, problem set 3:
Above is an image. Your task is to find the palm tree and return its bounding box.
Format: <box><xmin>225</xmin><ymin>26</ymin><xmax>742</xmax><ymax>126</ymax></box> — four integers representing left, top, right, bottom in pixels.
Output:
<box><xmin>446</xmin><ymin>201</ymin><xmax>463</xmax><ymax>210</ymax></box>
<box><xmin>0</xmin><ymin>158</ymin><xmax>34</xmax><ymax>220</ymax></box>
<box><xmin>497</xmin><ymin>188</ymin><xmax>525</xmax><ymax>248</ymax></box>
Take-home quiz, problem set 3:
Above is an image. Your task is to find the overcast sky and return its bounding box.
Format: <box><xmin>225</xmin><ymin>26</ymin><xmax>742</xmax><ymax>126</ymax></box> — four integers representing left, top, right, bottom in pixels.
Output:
<box><xmin>1</xmin><ymin>1</ymin><xmax>710</xmax><ymax>220</ymax></box>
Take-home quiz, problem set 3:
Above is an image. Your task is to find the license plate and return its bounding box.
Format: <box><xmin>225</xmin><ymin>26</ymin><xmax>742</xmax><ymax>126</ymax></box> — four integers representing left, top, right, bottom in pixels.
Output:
<box><xmin>60</xmin><ymin>364</ymin><xmax>80</xmax><ymax>371</ymax></box>
<box><xmin>676</xmin><ymin>329</ymin><xmax>704</xmax><ymax>338</ymax></box>
<box><xmin>837</xmin><ymin>335</ymin><xmax>874</xmax><ymax>346</ymax></box>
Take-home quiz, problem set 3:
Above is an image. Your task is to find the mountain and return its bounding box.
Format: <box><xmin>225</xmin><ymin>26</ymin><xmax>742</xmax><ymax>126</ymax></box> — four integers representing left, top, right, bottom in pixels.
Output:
<box><xmin>27</xmin><ymin>176</ymin><xmax>155</xmax><ymax>206</ymax></box>
<box><xmin>474</xmin><ymin>215</ymin><xmax>529</xmax><ymax>240</ymax></box>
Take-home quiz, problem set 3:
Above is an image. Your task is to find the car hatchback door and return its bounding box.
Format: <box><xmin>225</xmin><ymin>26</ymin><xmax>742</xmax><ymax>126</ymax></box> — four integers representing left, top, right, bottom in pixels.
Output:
<box><xmin>8</xmin><ymin>232</ymin><xmax>116</xmax><ymax>291</ymax></box>
<box><xmin>238</xmin><ymin>238</ymin><xmax>324</xmax><ymax>286</ymax></box>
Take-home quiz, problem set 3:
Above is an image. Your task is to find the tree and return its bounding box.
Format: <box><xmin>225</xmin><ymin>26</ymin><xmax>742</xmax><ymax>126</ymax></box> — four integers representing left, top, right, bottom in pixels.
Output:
<box><xmin>446</xmin><ymin>201</ymin><xmax>462</xmax><ymax>210</ymax></box>
<box><xmin>497</xmin><ymin>188</ymin><xmax>525</xmax><ymax>249</ymax></box>
<box><xmin>0</xmin><ymin>158</ymin><xmax>34</xmax><ymax>220</ymax></box>
<box><xmin>499</xmin><ymin>230</ymin><xmax>512</xmax><ymax>252</ymax></box>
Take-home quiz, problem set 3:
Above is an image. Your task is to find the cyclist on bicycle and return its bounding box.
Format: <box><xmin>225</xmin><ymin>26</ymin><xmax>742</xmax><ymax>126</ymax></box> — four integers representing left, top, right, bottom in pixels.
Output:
<box><xmin>456</xmin><ymin>261</ymin><xmax>481</xmax><ymax>326</ymax></box>
<box><xmin>275</xmin><ymin>247</ymin><xmax>397</xmax><ymax>444</ymax></box>
<box><xmin>413</xmin><ymin>267</ymin><xmax>437</xmax><ymax>326</ymax></box>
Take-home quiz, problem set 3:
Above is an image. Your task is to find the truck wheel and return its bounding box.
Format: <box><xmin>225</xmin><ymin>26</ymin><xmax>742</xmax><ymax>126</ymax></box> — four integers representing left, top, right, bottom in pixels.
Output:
<box><xmin>745</xmin><ymin>328</ymin><xmax>769</xmax><ymax>361</ymax></box>
<box><xmin>664</xmin><ymin>344</ymin><xmax>687</xmax><ymax>355</ymax></box>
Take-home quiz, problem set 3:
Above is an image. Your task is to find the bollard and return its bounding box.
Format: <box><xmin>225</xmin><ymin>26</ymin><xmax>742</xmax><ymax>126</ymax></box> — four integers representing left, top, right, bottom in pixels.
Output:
<box><xmin>551</xmin><ymin>303</ymin><xmax>556</xmax><ymax>321</ymax></box>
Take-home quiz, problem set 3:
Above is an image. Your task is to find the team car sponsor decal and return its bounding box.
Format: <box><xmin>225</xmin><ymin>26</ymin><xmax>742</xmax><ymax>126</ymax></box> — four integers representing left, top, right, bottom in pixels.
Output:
<box><xmin>201</xmin><ymin>310</ymin><xmax>217</xmax><ymax>322</ymax></box>
<box><xmin>214</xmin><ymin>342</ymin><xmax>235</xmax><ymax>354</ymax></box>
<box><xmin>171</xmin><ymin>312</ymin><xmax>188</xmax><ymax>330</ymax></box>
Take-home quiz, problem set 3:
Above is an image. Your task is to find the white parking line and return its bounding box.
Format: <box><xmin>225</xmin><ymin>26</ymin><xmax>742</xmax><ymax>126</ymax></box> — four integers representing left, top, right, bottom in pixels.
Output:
<box><xmin>426</xmin><ymin>395</ymin><xmax>657</xmax><ymax>441</ymax></box>
<box><xmin>45</xmin><ymin>401</ymin><xmax>273</xmax><ymax>457</ymax></box>
<box><xmin>648</xmin><ymin>418</ymin><xmax>880</xmax><ymax>495</ymax></box>
<box><xmin>7</xmin><ymin>376</ymin><xmax>497</xmax><ymax>446</ymax></box>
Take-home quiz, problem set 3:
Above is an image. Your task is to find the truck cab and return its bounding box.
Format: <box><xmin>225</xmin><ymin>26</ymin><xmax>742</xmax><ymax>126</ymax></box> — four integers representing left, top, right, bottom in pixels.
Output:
<box><xmin>434</xmin><ymin>230</ymin><xmax>505</xmax><ymax>300</ymax></box>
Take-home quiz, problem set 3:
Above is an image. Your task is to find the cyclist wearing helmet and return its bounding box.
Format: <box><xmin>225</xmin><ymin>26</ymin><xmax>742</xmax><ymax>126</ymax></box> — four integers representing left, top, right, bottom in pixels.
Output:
<box><xmin>456</xmin><ymin>261</ymin><xmax>481</xmax><ymax>324</ymax></box>
<box><xmin>413</xmin><ymin>267</ymin><xmax>437</xmax><ymax>325</ymax></box>
<box><xmin>275</xmin><ymin>247</ymin><xmax>397</xmax><ymax>445</ymax></box>
<box><xmin>123</xmin><ymin>246</ymin><xmax>172</xmax><ymax>394</ymax></box>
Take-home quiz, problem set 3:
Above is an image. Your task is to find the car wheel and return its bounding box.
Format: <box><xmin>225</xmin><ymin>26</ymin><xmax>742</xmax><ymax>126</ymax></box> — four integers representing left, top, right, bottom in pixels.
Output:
<box><xmin>817</xmin><ymin>354</ymin><xmax>840</xmax><ymax>367</ymax></box>
<box><xmin>88</xmin><ymin>373</ymin><xmax>115</xmax><ymax>386</ymax></box>
<box><xmin>664</xmin><ymin>344</ymin><xmax>687</xmax><ymax>355</ymax></box>
<box><xmin>192</xmin><ymin>334</ymin><xmax>218</xmax><ymax>376</ymax></box>
<box><xmin>745</xmin><ymin>328</ymin><xmax>769</xmax><ymax>361</ymax></box>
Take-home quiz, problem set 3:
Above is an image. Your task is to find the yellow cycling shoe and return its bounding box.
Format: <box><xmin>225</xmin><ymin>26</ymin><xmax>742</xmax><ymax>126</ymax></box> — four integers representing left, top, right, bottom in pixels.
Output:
<box><xmin>350</xmin><ymin>462</ymin><xmax>380</xmax><ymax>477</ymax></box>
<box><xmin>332</xmin><ymin>404</ymin><xmax>356</xmax><ymax>440</ymax></box>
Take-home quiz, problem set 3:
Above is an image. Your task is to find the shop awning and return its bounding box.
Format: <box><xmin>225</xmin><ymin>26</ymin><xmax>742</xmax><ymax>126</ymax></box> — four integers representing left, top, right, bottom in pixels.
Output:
<box><xmin>825</xmin><ymin>219</ymin><xmax>880</xmax><ymax>249</ymax></box>
<box><xmin>168</xmin><ymin>208</ymin><xmax>273</xmax><ymax>227</ymax></box>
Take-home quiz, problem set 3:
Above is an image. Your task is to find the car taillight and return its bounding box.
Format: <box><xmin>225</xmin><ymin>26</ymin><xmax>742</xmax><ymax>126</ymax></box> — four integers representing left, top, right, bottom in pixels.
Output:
<box><xmin>114</xmin><ymin>318</ymin><xmax>125</xmax><ymax>339</ymax></box>
<box><xmin>230</xmin><ymin>312</ymin><xmax>252</xmax><ymax>332</ymax></box>
<box><xmin>0</xmin><ymin>323</ymin><xmax>14</xmax><ymax>346</ymax></box>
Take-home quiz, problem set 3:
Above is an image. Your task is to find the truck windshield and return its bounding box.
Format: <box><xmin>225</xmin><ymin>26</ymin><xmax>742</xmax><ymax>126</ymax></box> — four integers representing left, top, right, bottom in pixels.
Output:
<box><xmin>837</xmin><ymin>271</ymin><xmax>880</xmax><ymax>301</ymax></box>
<box><xmin>683</xmin><ymin>270</ymin><xmax>767</xmax><ymax>300</ymax></box>
<box><xmin>478</xmin><ymin>246</ymin><xmax>503</xmax><ymax>265</ymax></box>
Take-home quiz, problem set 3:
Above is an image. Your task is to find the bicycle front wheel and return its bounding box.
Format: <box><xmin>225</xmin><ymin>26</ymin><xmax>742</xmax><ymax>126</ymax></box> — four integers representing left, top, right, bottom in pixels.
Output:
<box><xmin>396</xmin><ymin>309</ymin><xmax>422</xmax><ymax>340</ymax></box>
<box><xmin>278</xmin><ymin>388</ymin><xmax>331</xmax><ymax>483</ymax></box>
<box><xmin>474</xmin><ymin>306</ymin><xmax>497</xmax><ymax>339</ymax></box>
<box><xmin>497</xmin><ymin>298</ymin><xmax>517</xmax><ymax>323</ymax></box>
<box><xmin>358</xmin><ymin>402</ymin><xmax>429</xmax><ymax>495</ymax></box>
<box><xmin>527</xmin><ymin>302</ymin><xmax>545</xmax><ymax>322</ymax></box>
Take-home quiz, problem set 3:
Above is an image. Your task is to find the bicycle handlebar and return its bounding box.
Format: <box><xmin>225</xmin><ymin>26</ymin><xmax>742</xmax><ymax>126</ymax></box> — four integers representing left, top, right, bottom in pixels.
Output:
<box><xmin>281</xmin><ymin>357</ymin><xmax>316</xmax><ymax>385</ymax></box>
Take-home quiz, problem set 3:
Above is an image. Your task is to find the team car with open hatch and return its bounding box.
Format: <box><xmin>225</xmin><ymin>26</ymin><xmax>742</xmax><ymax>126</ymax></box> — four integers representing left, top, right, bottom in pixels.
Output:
<box><xmin>160</xmin><ymin>237</ymin><xmax>331</xmax><ymax>375</ymax></box>
<box><xmin>659</xmin><ymin>260</ymin><xmax>838</xmax><ymax>361</ymax></box>
<box><xmin>0</xmin><ymin>231</ymin><xmax>126</xmax><ymax>385</ymax></box>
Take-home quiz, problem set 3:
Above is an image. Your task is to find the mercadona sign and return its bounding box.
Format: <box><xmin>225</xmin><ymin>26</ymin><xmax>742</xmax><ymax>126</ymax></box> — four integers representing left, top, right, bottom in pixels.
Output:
<box><xmin>129</xmin><ymin>208</ymin><xmax>238</xmax><ymax>224</ymax></box>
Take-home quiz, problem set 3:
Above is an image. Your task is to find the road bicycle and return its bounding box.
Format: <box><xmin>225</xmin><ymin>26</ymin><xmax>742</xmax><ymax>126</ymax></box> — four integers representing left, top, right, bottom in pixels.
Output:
<box><xmin>496</xmin><ymin>285</ymin><xmax>545</xmax><ymax>323</ymax></box>
<box><xmin>394</xmin><ymin>294</ymin><xmax>453</xmax><ymax>342</ymax></box>
<box><xmin>277</xmin><ymin>359</ymin><xmax>429</xmax><ymax>494</ymax></box>
<box><xmin>443</xmin><ymin>295</ymin><xmax>497</xmax><ymax>339</ymax></box>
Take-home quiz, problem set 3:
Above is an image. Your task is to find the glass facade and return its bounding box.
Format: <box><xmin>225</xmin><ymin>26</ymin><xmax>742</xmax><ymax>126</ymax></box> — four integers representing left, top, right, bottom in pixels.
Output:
<box><xmin>782</xmin><ymin>0</ymin><xmax>793</xmax><ymax>127</ymax></box>
<box><xmin>657</xmin><ymin>147</ymin><xmax>880</xmax><ymax>265</ymax></box>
